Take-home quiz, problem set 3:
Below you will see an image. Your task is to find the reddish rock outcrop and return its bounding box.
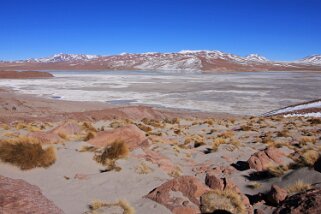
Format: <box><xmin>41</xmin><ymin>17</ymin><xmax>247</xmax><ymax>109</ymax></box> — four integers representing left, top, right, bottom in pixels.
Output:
<box><xmin>266</xmin><ymin>185</ymin><xmax>287</xmax><ymax>206</ymax></box>
<box><xmin>248</xmin><ymin>147</ymin><xmax>285</xmax><ymax>171</ymax></box>
<box><xmin>50</xmin><ymin>121</ymin><xmax>82</xmax><ymax>136</ymax></box>
<box><xmin>0</xmin><ymin>70</ymin><xmax>53</xmax><ymax>79</ymax></box>
<box><xmin>135</xmin><ymin>149</ymin><xmax>177</xmax><ymax>174</ymax></box>
<box><xmin>0</xmin><ymin>175</ymin><xmax>63</xmax><ymax>214</ymax></box>
<box><xmin>274</xmin><ymin>188</ymin><xmax>321</xmax><ymax>214</ymax></box>
<box><xmin>88</xmin><ymin>124</ymin><xmax>148</xmax><ymax>150</ymax></box>
<box><xmin>145</xmin><ymin>176</ymin><xmax>210</xmax><ymax>213</ymax></box>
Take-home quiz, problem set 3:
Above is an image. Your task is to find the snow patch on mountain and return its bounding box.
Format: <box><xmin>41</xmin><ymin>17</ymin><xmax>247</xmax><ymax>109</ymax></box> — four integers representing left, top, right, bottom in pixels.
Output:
<box><xmin>27</xmin><ymin>53</ymin><xmax>99</xmax><ymax>63</ymax></box>
<box><xmin>245</xmin><ymin>54</ymin><xmax>269</xmax><ymax>62</ymax></box>
<box><xmin>298</xmin><ymin>55</ymin><xmax>321</xmax><ymax>64</ymax></box>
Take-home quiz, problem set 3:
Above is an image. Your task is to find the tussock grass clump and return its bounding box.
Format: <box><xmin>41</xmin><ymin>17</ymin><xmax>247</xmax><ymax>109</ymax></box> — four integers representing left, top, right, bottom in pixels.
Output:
<box><xmin>136</xmin><ymin>123</ymin><xmax>152</xmax><ymax>132</ymax></box>
<box><xmin>88</xmin><ymin>199</ymin><xmax>135</xmax><ymax>214</ymax></box>
<box><xmin>212</xmin><ymin>138</ymin><xmax>226</xmax><ymax>151</ymax></box>
<box><xmin>301</xmin><ymin>150</ymin><xmax>320</xmax><ymax>166</ymax></box>
<box><xmin>286</xmin><ymin>180</ymin><xmax>311</xmax><ymax>195</ymax></box>
<box><xmin>0</xmin><ymin>139</ymin><xmax>56</xmax><ymax>170</ymax></box>
<box><xmin>58</xmin><ymin>132</ymin><xmax>69</xmax><ymax>140</ymax></box>
<box><xmin>246</xmin><ymin>182</ymin><xmax>262</xmax><ymax>189</ymax></box>
<box><xmin>136</xmin><ymin>162</ymin><xmax>152</xmax><ymax>174</ymax></box>
<box><xmin>79</xmin><ymin>145</ymin><xmax>98</xmax><ymax>152</ymax></box>
<box><xmin>82</xmin><ymin>122</ymin><xmax>97</xmax><ymax>132</ymax></box>
<box><xmin>218</xmin><ymin>130</ymin><xmax>235</xmax><ymax>139</ymax></box>
<box><xmin>266</xmin><ymin>165</ymin><xmax>288</xmax><ymax>177</ymax></box>
<box><xmin>200</xmin><ymin>189</ymin><xmax>246</xmax><ymax>214</ymax></box>
<box><xmin>212</xmin><ymin>137</ymin><xmax>240</xmax><ymax>152</ymax></box>
<box><xmin>84</xmin><ymin>131</ymin><xmax>96</xmax><ymax>141</ymax></box>
<box><xmin>94</xmin><ymin>141</ymin><xmax>128</xmax><ymax>168</ymax></box>
<box><xmin>299</xmin><ymin>136</ymin><xmax>317</xmax><ymax>145</ymax></box>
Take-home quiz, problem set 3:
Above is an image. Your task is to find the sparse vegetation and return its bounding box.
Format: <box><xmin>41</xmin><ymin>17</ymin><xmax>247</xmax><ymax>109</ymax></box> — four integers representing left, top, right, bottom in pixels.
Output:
<box><xmin>79</xmin><ymin>145</ymin><xmax>98</xmax><ymax>152</ymax></box>
<box><xmin>266</xmin><ymin>165</ymin><xmax>288</xmax><ymax>177</ymax></box>
<box><xmin>88</xmin><ymin>199</ymin><xmax>135</xmax><ymax>214</ymax></box>
<box><xmin>94</xmin><ymin>141</ymin><xmax>128</xmax><ymax>168</ymax></box>
<box><xmin>136</xmin><ymin>162</ymin><xmax>152</xmax><ymax>174</ymax></box>
<box><xmin>301</xmin><ymin>150</ymin><xmax>320</xmax><ymax>166</ymax></box>
<box><xmin>200</xmin><ymin>189</ymin><xmax>246</xmax><ymax>214</ymax></box>
<box><xmin>246</xmin><ymin>182</ymin><xmax>262</xmax><ymax>189</ymax></box>
<box><xmin>286</xmin><ymin>180</ymin><xmax>311</xmax><ymax>195</ymax></box>
<box><xmin>0</xmin><ymin>138</ymin><xmax>56</xmax><ymax>170</ymax></box>
<box><xmin>84</xmin><ymin>131</ymin><xmax>96</xmax><ymax>141</ymax></box>
<box><xmin>299</xmin><ymin>136</ymin><xmax>317</xmax><ymax>145</ymax></box>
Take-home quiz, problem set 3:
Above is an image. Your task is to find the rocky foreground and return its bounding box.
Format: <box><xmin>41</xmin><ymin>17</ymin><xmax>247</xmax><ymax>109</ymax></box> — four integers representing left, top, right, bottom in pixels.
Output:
<box><xmin>0</xmin><ymin>112</ymin><xmax>320</xmax><ymax>213</ymax></box>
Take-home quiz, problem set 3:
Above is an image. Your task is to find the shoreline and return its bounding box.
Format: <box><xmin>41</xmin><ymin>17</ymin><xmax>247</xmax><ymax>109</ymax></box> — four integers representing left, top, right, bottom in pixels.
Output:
<box><xmin>0</xmin><ymin>87</ymin><xmax>238</xmax><ymax>123</ymax></box>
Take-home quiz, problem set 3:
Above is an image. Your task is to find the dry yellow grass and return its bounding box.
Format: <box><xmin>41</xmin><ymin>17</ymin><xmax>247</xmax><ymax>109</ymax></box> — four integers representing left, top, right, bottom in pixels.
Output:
<box><xmin>212</xmin><ymin>137</ymin><xmax>226</xmax><ymax>151</ymax></box>
<box><xmin>88</xmin><ymin>199</ymin><xmax>135</xmax><ymax>214</ymax></box>
<box><xmin>246</xmin><ymin>182</ymin><xmax>262</xmax><ymax>189</ymax></box>
<box><xmin>135</xmin><ymin>162</ymin><xmax>152</xmax><ymax>174</ymax></box>
<box><xmin>266</xmin><ymin>165</ymin><xmax>288</xmax><ymax>177</ymax></box>
<box><xmin>0</xmin><ymin>123</ymin><xmax>10</xmax><ymax>130</ymax></box>
<box><xmin>299</xmin><ymin>136</ymin><xmax>317</xmax><ymax>145</ymax></box>
<box><xmin>0</xmin><ymin>138</ymin><xmax>56</xmax><ymax>170</ymax></box>
<box><xmin>136</xmin><ymin>123</ymin><xmax>152</xmax><ymax>132</ymax></box>
<box><xmin>58</xmin><ymin>132</ymin><xmax>69</xmax><ymax>140</ymax></box>
<box><xmin>200</xmin><ymin>189</ymin><xmax>246</xmax><ymax>214</ymax></box>
<box><xmin>218</xmin><ymin>130</ymin><xmax>235</xmax><ymax>139</ymax></box>
<box><xmin>79</xmin><ymin>145</ymin><xmax>98</xmax><ymax>152</ymax></box>
<box><xmin>94</xmin><ymin>141</ymin><xmax>129</xmax><ymax>165</ymax></box>
<box><xmin>84</xmin><ymin>131</ymin><xmax>96</xmax><ymax>141</ymax></box>
<box><xmin>82</xmin><ymin>122</ymin><xmax>97</xmax><ymax>132</ymax></box>
<box><xmin>286</xmin><ymin>180</ymin><xmax>311</xmax><ymax>195</ymax></box>
<box><xmin>302</xmin><ymin>150</ymin><xmax>320</xmax><ymax>166</ymax></box>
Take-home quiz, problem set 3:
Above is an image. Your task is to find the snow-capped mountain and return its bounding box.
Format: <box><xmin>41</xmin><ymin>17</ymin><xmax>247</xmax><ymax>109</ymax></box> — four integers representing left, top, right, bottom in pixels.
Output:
<box><xmin>26</xmin><ymin>53</ymin><xmax>99</xmax><ymax>63</ymax></box>
<box><xmin>1</xmin><ymin>51</ymin><xmax>321</xmax><ymax>72</ymax></box>
<box><xmin>298</xmin><ymin>55</ymin><xmax>321</xmax><ymax>64</ymax></box>
<box><xmin>245</xmin><ymin>54</ymin><xmax>268</xmax><ymax>62</ymax></box>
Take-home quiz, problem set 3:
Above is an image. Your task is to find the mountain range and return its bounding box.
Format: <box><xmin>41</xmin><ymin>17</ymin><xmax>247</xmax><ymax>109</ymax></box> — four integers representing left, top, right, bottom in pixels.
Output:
<box><xmin>0</xmin><ymin>50</ymin><xmax>320</xmax><ymax>72</ymax></box>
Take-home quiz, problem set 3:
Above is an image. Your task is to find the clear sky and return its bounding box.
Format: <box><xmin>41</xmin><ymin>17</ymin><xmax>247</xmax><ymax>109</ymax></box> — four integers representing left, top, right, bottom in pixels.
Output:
<box><xmin>1</xmin><ymin>0</ymin><xmax>320</xmax><ymax>61</ymax></box>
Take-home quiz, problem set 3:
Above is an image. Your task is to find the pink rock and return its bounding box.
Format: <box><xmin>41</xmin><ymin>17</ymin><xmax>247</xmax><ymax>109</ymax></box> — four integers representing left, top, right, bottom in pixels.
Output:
<box><xmin>248</xmin><ymin>147</ymin><xmax>285</xmax><ymax>171</ymax></box>
<box><xmin>88</xmin><ymin>124</ymin><xmax>148</xmax><ymax>150</ymax></box>
<box><xmin>136</xmin><ymin>149</ymin><xmax>177</xmax><ymax>174</ymax></box>
<box><xmin>50</xmin><ymin>121</ymin><xmax>82</xmax><ymax>136</ymax></box>
<box><xmin>145</xmin><ymin>176</ymin><xmax>210</xmax><ymax>213</ymax></box>
<box><xmin>0</xmin><ymin>175</ymin><xmax>64</xmax><ymax>214</ymax></box>
<box><xmin>266</xmin><ymin>184</ymin><xmax>287</xmax><ymax>206</ymax></box>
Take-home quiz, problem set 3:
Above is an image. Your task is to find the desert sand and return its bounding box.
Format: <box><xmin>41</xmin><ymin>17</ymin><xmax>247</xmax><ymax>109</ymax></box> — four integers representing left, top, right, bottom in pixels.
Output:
<box><xmin>0</xmin><ymin>85</ymin><xmax>321</xmax><ymax>214</ymax></box>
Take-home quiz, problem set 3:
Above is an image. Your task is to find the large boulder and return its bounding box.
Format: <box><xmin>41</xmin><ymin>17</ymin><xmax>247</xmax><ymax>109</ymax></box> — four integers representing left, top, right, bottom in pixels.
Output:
<box><xmin>145</xmin><ymin>176</ymin><xmax>210</xmax><ymax>213</ymax></box>
<box><xmin>0</xmin><ymin>175</ymin><xmax>63</xmax><ymax>214</ymax></box>
<box><xmin>88</xmin><ymin>124</ymin><xmax>148</xmax><ymax>150</ymax></box>
<box><xmin>248</xmin><ymin>147</ymin><xmax>286</xmax><ymax>171</ymax></box>
<box><xmin>266</xmin><ymin>184</ymin><xmax>287</xmax><ymax>206</ymax></box>
<box><xmin>274</xmin><ymin>188</ymin><xmax>321</xmax><ymax>214</ymax></box>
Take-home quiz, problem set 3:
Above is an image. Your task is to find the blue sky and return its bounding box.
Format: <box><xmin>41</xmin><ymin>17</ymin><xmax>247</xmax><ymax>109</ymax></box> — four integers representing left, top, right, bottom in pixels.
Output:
<box><xmin>0</xmin><ymin>0</ymin><xmax>320</xmax><ymax>61</ymax></box>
